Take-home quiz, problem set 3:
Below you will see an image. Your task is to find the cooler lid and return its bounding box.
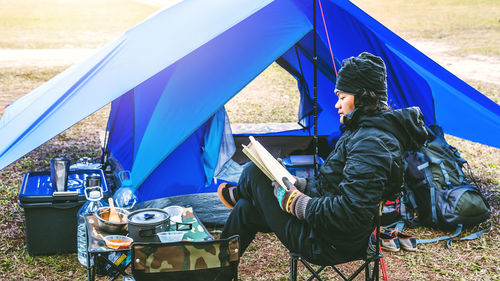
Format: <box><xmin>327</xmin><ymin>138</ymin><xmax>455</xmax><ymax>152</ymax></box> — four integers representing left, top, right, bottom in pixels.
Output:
<box><xmin>19</xmin><ymin>169</ymin><xmax>110</xmax><ymax>204</ymax></box>
<box><xmin>282</xmin><ymin>155</ymin><xmax>325</xmax><ymax>167</ymax></box>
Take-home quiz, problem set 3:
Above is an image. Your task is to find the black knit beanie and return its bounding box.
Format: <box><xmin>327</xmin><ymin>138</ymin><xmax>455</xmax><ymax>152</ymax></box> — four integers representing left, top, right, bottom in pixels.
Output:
<box><xmin>335</xmin><ymin>52</ymin><xmax>388</xmax><ymax>105</ymax></box>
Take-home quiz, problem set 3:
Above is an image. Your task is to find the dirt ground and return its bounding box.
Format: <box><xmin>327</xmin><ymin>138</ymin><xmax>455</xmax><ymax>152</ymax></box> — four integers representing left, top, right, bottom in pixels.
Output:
<box><xmin>1</xmin><ymin>38</ymin><xmax>498</xmax><ymax>79</ymax></box>
<box><xmin>1</xmin><ymin>42</ymin><xmax>499</xmax><ymax>281</ymax></box>
<box><xmin>409</xmin><ymin>39</ymin><xmax>500</xmax><ymax>87</ymax></box>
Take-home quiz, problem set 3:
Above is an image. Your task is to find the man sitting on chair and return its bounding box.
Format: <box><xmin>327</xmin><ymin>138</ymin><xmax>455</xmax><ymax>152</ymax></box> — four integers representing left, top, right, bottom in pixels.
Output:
<box><xmin>218</xmin><ymin>52</ymin><xmax>428</xmax><ymax>264</ymax></box>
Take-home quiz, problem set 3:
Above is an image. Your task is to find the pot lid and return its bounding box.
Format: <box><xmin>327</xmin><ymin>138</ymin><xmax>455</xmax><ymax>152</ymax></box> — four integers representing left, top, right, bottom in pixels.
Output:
<box><xmin>128</xmin><ymin>209</ymin><xmax>169</xmax><ymax>225</ymax></box>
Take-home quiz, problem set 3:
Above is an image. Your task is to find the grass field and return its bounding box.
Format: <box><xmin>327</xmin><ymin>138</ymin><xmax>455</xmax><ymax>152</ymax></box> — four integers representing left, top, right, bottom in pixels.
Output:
<box><xmin>0</xmin><ymin>0</ymin><xmax>498</xmax><ymax>280</ymax></box>
<box><xmin>0</xmin><ymin>0</ymin><xmax>158</xmax><ymax>49</ymax></box>
<box><xmin>351</xmin><ymin>0</ymin><xmax>500</xmax><ymax>56</ymax></box>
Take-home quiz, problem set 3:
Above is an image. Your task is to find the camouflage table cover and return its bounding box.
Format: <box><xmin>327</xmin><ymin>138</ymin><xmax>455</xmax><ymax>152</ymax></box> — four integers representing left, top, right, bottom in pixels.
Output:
<box><xmin>87</xmin><ymin>206</ymin><xmax>213</xmax><ymax>253</ymax></box>
<box><xmin>133</xmin><ymin>235</ymin><xmax>239</xmax><ymax>274</ymax></box>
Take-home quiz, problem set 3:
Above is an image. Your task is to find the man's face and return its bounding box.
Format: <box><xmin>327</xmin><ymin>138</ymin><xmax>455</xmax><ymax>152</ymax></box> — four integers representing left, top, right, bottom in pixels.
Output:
<box><xmin>335</xmin><ymin>91</ymin><xmax>355</xmax><ymax>125</ymax></box>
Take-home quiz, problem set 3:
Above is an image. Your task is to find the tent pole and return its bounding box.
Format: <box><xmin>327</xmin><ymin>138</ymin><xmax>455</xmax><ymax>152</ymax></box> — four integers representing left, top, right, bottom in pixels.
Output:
<box><xmin>313</xmin><ymin>0</ymin><xmax>318</xmax><ymax>176</ymax></box>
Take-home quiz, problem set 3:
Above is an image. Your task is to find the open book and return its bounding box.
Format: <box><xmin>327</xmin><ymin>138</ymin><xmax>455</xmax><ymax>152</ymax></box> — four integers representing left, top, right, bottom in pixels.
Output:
<box><xmin>242</xmin><ymin>136</ymin><xmax>296</xmax><ymax>190</ymax></box>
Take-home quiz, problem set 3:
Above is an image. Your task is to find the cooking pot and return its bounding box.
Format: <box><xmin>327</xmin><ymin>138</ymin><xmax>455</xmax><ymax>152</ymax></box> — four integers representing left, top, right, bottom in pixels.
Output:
<box><xmin>127</xmin><ymin>208</ymin><xmax>170</xmax><ymax>242</ymax></box>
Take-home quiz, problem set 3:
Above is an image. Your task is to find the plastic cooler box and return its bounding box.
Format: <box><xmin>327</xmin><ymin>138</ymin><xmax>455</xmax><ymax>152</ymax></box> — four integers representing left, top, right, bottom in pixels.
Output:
<box><xmin>18</xmin><ymin>169</ymin><xmax>111</xmax><ymax>255</ymax></box>
<box><xmin>282</xmin><ymin>155</ymin><xmax>325</xmax><ymax>178</ymax></box>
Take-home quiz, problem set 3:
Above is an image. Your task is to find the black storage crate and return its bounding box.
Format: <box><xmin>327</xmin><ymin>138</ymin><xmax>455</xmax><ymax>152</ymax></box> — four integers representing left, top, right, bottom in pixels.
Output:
<box><xmin>18</xmin><ymin>169</ymin><xmax>111</xmax><ymax>255</ymax></box>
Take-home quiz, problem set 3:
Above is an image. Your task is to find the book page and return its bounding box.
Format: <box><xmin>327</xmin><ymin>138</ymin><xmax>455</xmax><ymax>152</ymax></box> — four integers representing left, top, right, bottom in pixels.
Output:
<box><xmin>242</xmin><ymin>136</ymin><xmax>296</xmax><ymax>190</ymax></box>
<box><xmin>242</xmin><ymin>144</ymin><xmax>273</xmax><ymax>180</ymax></box>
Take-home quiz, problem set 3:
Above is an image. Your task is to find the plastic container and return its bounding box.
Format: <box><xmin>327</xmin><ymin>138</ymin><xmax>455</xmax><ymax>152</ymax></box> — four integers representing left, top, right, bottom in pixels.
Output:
<box><xmin>18</xmin><ymin>169</ymin><xmax>111</xmax><ymax>256</ymax></box>
<box><xmin>104</xmin><ymin>235</ymin><xmax>133</xmax><ymax>250</ymax></box>
<box><xmin>157</xmin><ymin>231</ymin><xmax>185</xmax><ymax>243</ymax></box>
<box><xmin>282</xmin><ymin>155</ymin><xmax>325</xmax><ymax>178</ymax></box>
<box><xmin>77</xmin><ymin>186</ymin><xmax>107</xmax><ymax>267</ymax></box>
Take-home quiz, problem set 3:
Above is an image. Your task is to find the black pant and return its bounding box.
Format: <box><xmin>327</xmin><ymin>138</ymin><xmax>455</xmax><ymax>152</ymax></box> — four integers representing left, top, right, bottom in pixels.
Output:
<box><xmin>221</xmin><ymin>163</ymin><xmax>344</xmax><ymax>265</ymax></box>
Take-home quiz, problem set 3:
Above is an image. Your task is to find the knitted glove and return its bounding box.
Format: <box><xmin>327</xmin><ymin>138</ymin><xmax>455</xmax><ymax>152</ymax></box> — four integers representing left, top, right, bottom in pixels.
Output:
<box><xmin>294</xmin><ymin>177</ymin><xmax>307</xmax><ymax>192</ymax></box>
<box><xmin>272</xmin><ymin>177</ymin><xmax>310</xmax><ymax>218</ymax></box>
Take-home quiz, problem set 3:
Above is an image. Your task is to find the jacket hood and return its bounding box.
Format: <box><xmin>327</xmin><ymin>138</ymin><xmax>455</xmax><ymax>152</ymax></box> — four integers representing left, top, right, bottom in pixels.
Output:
<box><xmin>344</xmin><ymin>107</ymin><xmax>428</xmax><ymax>151</ymax></box>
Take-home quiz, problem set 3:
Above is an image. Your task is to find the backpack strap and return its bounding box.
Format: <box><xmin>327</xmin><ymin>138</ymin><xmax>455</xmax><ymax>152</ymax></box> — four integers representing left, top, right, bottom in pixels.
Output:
<box><xmin>446</xmin><ymin>223</ymin><xmax>492</xmax><ymax>248</ymax></box>
<box><xmin>383</xmin><ymin>220</ymin><xmax>406</xmax><ymax>232</ymax></box>
<box><xmin>416</xmin><ymin>224</ymin><xmax>463</xmax><ymax>245</ymax></box>
<box><xmin>400</xmin><ymin>186</ymin><xmax>420</xmax><ymax>226</ymax></box>
<box><xmin>404</xmin><ymin>187</ymin><xmax>419</xmax><ymax>213</ymax></box>
<box><xmin>454</xmin><ymin>161</ymin><xmax>464</xmax><ymax>183</ymax></box>
<box><xmin>385</xmin><ymin>222</ymin><xmax>490</xmax><ymax>248</ymax></box>
<box><xmin>439</xmin><ymin>162</ymin><xmax>451</xmax><ymax>186</ymax></box>
<box><xmin>419</xmin><ymin>161</ymin><xmax>438</xmax><ymax>224</ymax></box>
<box><xmin>427</xmin><ymin>155</ymin><xmax>451</xmax><ymax>186</ymax></box>
<box><xmin>395</xmin><ymin>221</ymin><xmax>405</xmax><ymax>232</ymax></box>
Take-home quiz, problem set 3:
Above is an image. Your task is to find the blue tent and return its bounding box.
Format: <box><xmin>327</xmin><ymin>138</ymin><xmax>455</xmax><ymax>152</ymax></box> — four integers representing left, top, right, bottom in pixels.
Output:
<box><xmin>0</xmin><ymin>0</ymin><xmax>498</xmax><ymax>203</ymax></box>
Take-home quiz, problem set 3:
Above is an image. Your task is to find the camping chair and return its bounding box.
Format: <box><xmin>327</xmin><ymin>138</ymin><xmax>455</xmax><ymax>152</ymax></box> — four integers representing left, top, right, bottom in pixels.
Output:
<box><xmin>290</xmin><ymin>202</ymin><xmax>387</xmax><ymax>281</ymax></box>
<box><xmin>131</xmin><ymin>235</ymin><xmax>240</xmax><ymax>281</ymax></box>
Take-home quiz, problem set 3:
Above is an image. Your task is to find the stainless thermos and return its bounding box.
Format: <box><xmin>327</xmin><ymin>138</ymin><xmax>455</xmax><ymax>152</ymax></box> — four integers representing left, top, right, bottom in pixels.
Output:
<box><xmin>50</xmin><ymin>157</ymin><xmax>71</xmax><ymax>192</ymax></box>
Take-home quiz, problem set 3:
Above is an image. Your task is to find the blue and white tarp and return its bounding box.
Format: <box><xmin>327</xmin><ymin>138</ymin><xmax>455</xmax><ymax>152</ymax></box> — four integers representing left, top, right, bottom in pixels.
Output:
<box><xmin>0</xmin><ymin>0</ymin><xmax>498</xmax><ymax>202</ymax></box>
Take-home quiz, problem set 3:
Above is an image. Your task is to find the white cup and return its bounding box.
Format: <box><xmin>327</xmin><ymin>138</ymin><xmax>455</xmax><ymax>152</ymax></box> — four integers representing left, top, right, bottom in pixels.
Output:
<box><xmin>164</xmin><ymin>206</ymin><xmax>183</xmax><ymax>224</ymax></box>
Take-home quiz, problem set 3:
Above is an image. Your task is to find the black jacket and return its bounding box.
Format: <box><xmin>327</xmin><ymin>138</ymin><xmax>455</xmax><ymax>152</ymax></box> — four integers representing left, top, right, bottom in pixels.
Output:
<box><xmin>303</xmin><ymin>106</ymin><xmax>428</xmax><ymax>254</ymax></box>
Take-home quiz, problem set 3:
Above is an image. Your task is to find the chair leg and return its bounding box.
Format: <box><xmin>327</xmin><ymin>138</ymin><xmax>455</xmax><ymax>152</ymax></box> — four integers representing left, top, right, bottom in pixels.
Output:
<box><xmin>233</xmin><ymin>262</ymin><xmax>238</xmax><ymax>281</ymax></box>
<box><xmin>306</xmin><ymin>266</ymin><xmax>326</xmax><ymax>281</ymax></box>
<box><xmin>365</xmin><ymin>262</ymin><xmax>371</xmax><ymax>281</ymax></box>
<box><xmin>290</xmin><ymin>254</ymin><xmax>298</xmax><ymax>281</ymax></box>
<box><xmin>332</xmin><ymin>265</ymin><xmax>349</xmax><ymax>281</ymax></box>
<box><xmin>346</xmin><ymin>261</ymin><xmax>372</xmax><ymax>281</ymax></box>
<box><xmin>291</xmin><ymin>253</ymin><xmax>383</xmax><ymax>281</ymax></box>
<box><xmin>300</xmin><ymin>259</ymin><xmax>325</xmax><ymax>281</ymax></box>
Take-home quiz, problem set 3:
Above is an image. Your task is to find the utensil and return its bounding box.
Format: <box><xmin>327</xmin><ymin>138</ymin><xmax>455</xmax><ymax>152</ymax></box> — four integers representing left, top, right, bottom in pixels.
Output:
<box><xmin>95</xmin><ymin>207</ymin><xmax>129</xmax><ymax>233</ymax></box>
<box><xmin>108</xmin><ymin>198</ymin><xmax>121</xmax><ymax>223</ymax></box>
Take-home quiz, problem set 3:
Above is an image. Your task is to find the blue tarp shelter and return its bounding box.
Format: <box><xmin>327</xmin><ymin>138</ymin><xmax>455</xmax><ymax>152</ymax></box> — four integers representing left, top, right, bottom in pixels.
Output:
<box><xmin>0</xmin><ymin>0</ymin><xmax>499</xmax><ymax>203</ymax></box>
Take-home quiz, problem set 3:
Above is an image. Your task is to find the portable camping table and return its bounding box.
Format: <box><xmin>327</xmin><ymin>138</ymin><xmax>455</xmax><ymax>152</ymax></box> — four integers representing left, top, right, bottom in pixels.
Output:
<box><xmin>85</xmin><ymin>206</ymin><xmax>213</xmax><ymax>281</ymax></box>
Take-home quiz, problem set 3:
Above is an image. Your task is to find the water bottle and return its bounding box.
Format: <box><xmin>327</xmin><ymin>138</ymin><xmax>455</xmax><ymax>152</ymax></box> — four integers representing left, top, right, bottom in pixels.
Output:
<box><xmin>77</xmin><ymin>186</ymin><xmax>106</xmax><ymax>267</ymax></box>
<box><xmin>112</xmin><ymin>171</ymin><xmax>137</xmax><ymax>211</ymax></box>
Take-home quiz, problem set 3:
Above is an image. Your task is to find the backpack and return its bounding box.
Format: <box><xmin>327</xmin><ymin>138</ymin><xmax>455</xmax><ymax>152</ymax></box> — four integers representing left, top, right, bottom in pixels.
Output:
<box><xmin>402</xmin><ymin>125</ymin><xmax>490</xmax><ymax>233</ymax></box>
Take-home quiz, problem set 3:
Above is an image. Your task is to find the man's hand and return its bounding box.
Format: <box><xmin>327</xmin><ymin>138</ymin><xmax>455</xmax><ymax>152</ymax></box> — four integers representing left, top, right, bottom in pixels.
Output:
<box><xmin>294</xmin><ymin>177</ymin><xmax>307</xmax><ymax>192</ymax></box>
<box><xmin>272</xmin><ymin>177</ymin><xmax>304</xmax><ymax>215</ymax></box>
